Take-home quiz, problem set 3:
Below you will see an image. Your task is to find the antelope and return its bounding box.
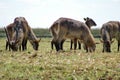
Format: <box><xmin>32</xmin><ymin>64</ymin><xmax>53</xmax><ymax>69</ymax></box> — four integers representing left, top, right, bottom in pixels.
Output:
<box><xmin>5</xmin><ymin>17</ymin><xmax>40</xmax><ymax>51</ymax></box>
<box><xmin>5</xmin><ymin>26</ymin><xmax>24</xmax><ymax>51</ymax></box>
<box><xmin>50</xmin><ymin>17</ymin><xmax>96</xmax><ymax>52</ymax></box>
<box><xmin>100</xmin><ymin>21</ymin><xmax>120</xmax><ymax>52</ymax></box>
<box><xmin>15</xmin><ymin>17</ymin><xmax>41</xmax><ymax>50</ymax></box>
<box><xmin>5</xmin><ymin>23</ymin><xmax>16</xmax><ymax>51</ymax></box>
<box><xmin>51</xmin><ymin>17</ymin><xmax>97</xmax><ymax>50</ymax></box>
<box><xmin>70</xmin><ymin>17</ymin><xmax>97</xmax><ymax>50</ymax></box>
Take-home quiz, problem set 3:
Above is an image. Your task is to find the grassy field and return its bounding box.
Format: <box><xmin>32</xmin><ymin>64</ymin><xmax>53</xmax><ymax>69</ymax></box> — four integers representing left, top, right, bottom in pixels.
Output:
<box><xmin>0</xmin><ymin>38</ymin><xmax>120</xmax><ymax>80</ymax></box>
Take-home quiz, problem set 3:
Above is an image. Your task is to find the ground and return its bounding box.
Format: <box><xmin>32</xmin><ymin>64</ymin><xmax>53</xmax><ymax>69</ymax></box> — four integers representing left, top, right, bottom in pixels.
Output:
<box><xmin>0</xmin><ymin>38</ymin><xmax>120</xmax><ymax>80</ymax></box>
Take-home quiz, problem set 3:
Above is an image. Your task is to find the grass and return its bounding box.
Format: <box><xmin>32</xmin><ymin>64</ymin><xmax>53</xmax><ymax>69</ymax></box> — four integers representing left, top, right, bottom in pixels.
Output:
<box><xmin>0</xmin><ymin>38</ymin><xmax>120</xmax><ymax>80</ymax></box>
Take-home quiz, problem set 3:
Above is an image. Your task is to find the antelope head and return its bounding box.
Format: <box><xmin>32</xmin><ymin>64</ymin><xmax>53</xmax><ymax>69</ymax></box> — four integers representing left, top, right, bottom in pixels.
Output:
<box><xmin>30</xmin><ymin>38</ymin><xmax>41</xmax><ymax>50</ymax></box>
<box><xmin>100</xmin><ymin>39</ymin><xmax>114</xmax><ymax>52</ymax></box>
<box><xmin>14</xmin><ymin>17</ymin><xmax>26</xmax><ymax>26</ymax></box>
<box><xmin>84</xmin><ymin>17</ymin><xmax>97</xmax><ymax>28</ymax></box>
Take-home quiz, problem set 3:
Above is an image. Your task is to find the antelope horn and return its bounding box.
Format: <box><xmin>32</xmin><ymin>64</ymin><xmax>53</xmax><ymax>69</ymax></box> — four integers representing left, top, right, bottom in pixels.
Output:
<box><xmin>4</xmin><ymin>27</ymin><xmax>10</xmax><ymax>44</ymax></box>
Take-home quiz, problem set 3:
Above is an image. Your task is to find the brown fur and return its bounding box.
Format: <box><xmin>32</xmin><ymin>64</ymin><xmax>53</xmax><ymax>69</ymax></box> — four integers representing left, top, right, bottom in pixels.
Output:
<box><xmin>18</xmin><ymin>17</ymin><xmax>41</xmax><ymax>50</ymax></box>
<box><xmin>10</xmin><ymin>28</ymin><xmax>24</xmax><ymax>51</ymax></box>
<box><xmin>5</xmin><ymin>23</ymin><xmax>17</xmax><ymax>51</ymax></box>
<box><xmin>100</xmin><ymin>21</ymin><xmax>120</xmax><ymax>52</ymax></box>
<box><xmin>50</xmin><ymin>17</ymin><xmax>96</xmax><ymax>52</ymax></box>
<box><xmin>5</xmin><ymin>17</ymin><xmax>40</xmax><ymax>51</ymax></box>
<box><xmin>71</xmin><ymin>17</ymin><xmax>97</xmax><ymax>50</ymax></box>
<box><xmin>28</xmin><ymin>27</ymin><xmax>41</xmax><ymax>50</ymax></box>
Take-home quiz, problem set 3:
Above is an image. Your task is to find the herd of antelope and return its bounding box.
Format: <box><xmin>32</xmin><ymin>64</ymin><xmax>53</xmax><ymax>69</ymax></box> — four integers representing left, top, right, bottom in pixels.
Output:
<box><xmin>4</xmin><ymin>17</ymin><xmax>120</xmax><ymax>52</ymax></box>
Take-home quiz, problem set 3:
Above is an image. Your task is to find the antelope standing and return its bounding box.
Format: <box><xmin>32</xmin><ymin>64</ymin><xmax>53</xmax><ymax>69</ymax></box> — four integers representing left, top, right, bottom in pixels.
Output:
<box><xmin>5</xmin><ymin>17</ymin><xmax>40</xmax><ymax>51</ymax></box>
<box><xmin>50</xmin><ymin>17</ymin><xmax>96</xmax><ymax>52</ymax></box>
<box><xmin>100</xmin><ymin>21</ymin><xmax>120</xmax><ymax>52</ymax></box>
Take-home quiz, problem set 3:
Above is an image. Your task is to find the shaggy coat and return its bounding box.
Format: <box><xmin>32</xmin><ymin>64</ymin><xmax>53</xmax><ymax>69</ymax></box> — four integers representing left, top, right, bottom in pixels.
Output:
<box><xmin>100</xmin><ymin>21</ymin><xmax>120</xmax><ymax>52</ymax></box>
<box><xmin>50</xmin><ymin>17</ymin><xmax>96</xmax><ymax>52</ymax></box>
<box><xmin>5</xmin><ymin>17</ymin><xmax>40</xmax><ymax>51</ymax></box>
<box><xmin>70</xmin><ymin>17</ymin><xmax>96</xmax><ymax>50</ymax></box>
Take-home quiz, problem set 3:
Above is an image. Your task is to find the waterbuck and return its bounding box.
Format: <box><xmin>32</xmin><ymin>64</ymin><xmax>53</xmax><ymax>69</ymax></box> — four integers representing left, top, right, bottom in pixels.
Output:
<box><xmin>50</xmin><ymin>17</ymin><xmax>96</xmax><ymax>52</ymax></box>
<box><xmin>5</xmin><ymin>23</ymin><xmax>16</xmax><ymax>51</ymax></box>
<box><xmin>51</xmin><ymin>17</ymin><xmax>97</xmax><ymax>50</ymax></box>
<box><xmin>5</xmin><ymin>17</ymin><xmax>40</xmax><ymax>51</ymax></box>
<box><xmin>5</xmin><ymin>26</ymin><xmax>24</xmax><ymax>51</ymax></box>
<box><xmin>70</xmin><ymin>17</ymin><xmax>97</xmax><ymax>50</ymax></box>
<box><xmin>100</xmin><ymin>21</ymin><xmax>120</xmax><ymax>52</ymax></box>
<box><xmin>15</xmin><ymin>17</ymin><xmax>41</xmax><ymax>50</ymax></box>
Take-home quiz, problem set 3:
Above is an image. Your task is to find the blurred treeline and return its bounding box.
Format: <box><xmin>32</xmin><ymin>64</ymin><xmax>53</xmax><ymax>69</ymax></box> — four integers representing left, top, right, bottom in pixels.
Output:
<box><xmin>0</xmin><ymin>28</ymin><xmax>100</xmax><ymax>38</ymax></box>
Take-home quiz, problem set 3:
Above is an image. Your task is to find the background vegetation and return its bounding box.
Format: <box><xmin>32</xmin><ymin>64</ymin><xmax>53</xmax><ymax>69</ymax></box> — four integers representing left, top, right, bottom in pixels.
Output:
<box><xmin>0</xmin><ymin>28</ymin><xmax>100</xmax><ymax>38</ymax></box>
<box><xmin>0</xmin><ymin>28</ymin><xmax>120</xmax><ymax>80</ymax></box>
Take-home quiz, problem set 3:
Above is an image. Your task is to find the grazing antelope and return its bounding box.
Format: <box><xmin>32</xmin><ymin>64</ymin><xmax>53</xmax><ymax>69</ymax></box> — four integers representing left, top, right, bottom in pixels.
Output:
<box><xmin>28</xmin><ymin>28</ymin><xmax>41</xmax><ymax>50</ymax></box>
<box><xmin>5</xmin><ymin>17</ymin><xmax>28</xmax><ymax>51</ymax></box>
<box><xmin>70</xmin><ymin>17</ymin><xmax>97</xmax><ymax>50</ymax></box>
<box><xmin>50</xmin><ymin>17</ymin><xmax>96</xmax><ymax>52</ymax></box>
<box><xmin>5</xmin><ymin>27</ymin><xmax>24</xmax><ymax>51</ymax></box>
<box><xmin>5</xmin><ymin>17</ymin><xmax>40</xmax><ymax>51</ymax></box>
<box><xmin>51</xmin><ymin>17</ymin><xmax>97</xmax><ymax>50</ymax></box>
<box><xmin>100</xmin><ymin>21</ymin><xmax>120</xmax><ymax>52</ymax></box>
<box><xmin>5</xmin><ymin>23</ymin><xmax>16</xmax><ymax>51</ymax></box>
<box><xmin>15</xmin><ymin>17</ymin><xmax>41</xmax><ymax>50</ymax></box>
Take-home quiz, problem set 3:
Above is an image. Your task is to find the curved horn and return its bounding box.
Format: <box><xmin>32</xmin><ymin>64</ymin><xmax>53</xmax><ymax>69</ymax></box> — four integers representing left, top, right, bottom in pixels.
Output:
<box><xmin>4</xmin><ymin>27</ymin><xmax>10</xmax><ymax>43</ymax></box>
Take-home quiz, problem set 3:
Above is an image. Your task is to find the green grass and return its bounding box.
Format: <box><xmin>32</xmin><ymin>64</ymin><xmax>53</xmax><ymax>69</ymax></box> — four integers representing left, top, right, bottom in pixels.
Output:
<box><xmin>0</xmin><ymin>38</ymin><xmax>120</xmax><ymax>80</ymax></box>
<box><xmin>0</xmin><ymin>28</ymin><xmax>100</xmax><ymax>38</ymax></box>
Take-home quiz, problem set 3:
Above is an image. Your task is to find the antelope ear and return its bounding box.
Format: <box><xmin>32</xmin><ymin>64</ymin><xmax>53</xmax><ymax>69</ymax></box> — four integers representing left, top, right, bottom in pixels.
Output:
<box><xmin>84</xmin><ymin>18</ymin><xmax>87</xmax><ymax>21</ymax></box>
<box><xmin>87</xmin><ymin>17</ymin><xmax>89</xmax><ymax>20</ymax></box>
<box><xmin>100</xmin><ymin>39</ymin><xmax>103</xmax><ymax>43</ymax></box>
